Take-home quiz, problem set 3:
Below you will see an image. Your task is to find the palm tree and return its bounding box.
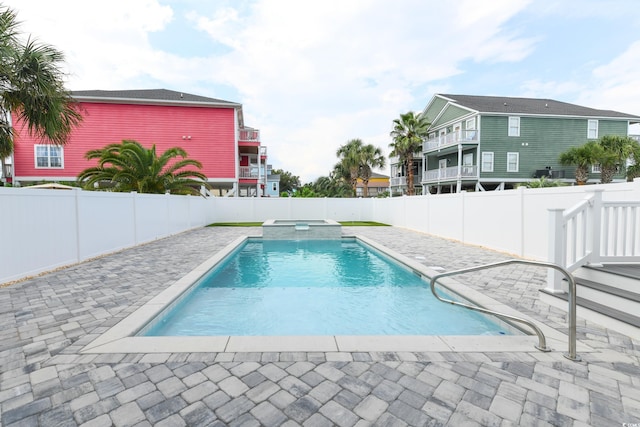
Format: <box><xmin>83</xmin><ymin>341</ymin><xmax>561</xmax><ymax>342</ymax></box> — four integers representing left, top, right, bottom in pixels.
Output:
<box><xmin>78</xmin><ymin>140</ymin><xmax>209</xmax><ymax>195</ymax></box>
<box><xmin>627</xmin><ymin>143</ymin><xmax>640</xmax><ymax>182</ymax></box>
<box><xmin>598</xmin><ymin>135</ymin><xmax>639</xmax><ymax>183</ymax></box>
<box><xmin>336</xmin><ymin>139</ymin><xmax>364</xmax><ymax>196</ymax></box>
<box><xmin>0</xmin><ymin>5</ymin><xmax>82</xmax><ymax>180</ymax></box>
<box><xmin>359</xmin><ymin>143</ymin><xmax>386</xmax><ymax>198</ymax></box>
<box><xmin>389</xmin><ymin>111</ymin><xmax>430</xmax><ymax>195</ymax></box>
<box><xmin>558</xmin><ymin>141</ymin><xmax>604</xmax><ymax>185</ymax></box>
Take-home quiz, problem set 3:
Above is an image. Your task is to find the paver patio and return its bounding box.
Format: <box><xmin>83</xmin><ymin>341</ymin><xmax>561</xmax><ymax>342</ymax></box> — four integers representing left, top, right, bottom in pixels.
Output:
<box><xmin>1</xmin><ymin>226</ymin><xmax>639</xmax><ymax>426</ymax></box>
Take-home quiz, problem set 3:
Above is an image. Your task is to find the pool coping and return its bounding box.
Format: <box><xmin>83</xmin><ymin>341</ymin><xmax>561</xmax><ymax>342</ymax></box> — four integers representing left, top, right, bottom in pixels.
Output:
<box><xmin>80</xmin><ymin>235</ymin><xmax>593</xmax><ymax>355</ymax></box>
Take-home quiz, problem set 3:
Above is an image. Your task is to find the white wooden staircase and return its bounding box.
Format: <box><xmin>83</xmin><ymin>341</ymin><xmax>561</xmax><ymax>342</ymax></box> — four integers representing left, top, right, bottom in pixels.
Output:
<box><xmin>544</xmin><ymin>189</ymin><xmax>640</xmax><ymax>339</ymax></box>
<box><xmin>541</xmin><ymin>264</ymin><xmax>640</xmax><ymax>339</ymax></box>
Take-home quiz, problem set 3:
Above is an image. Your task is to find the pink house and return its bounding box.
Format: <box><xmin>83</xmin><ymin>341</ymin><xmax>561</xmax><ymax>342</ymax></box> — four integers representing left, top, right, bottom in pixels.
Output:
<box><xmin>10</xmin><ymin>89</ymin><xmax>270</xmax><ymax>196</ymax></box>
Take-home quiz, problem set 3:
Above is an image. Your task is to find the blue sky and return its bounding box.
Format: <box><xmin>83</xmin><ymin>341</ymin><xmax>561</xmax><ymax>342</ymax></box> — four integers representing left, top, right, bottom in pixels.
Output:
<box><xmin>7</xmin><ymin>0</ymin><xmax>640</xmax><ymax>182</ymax></box>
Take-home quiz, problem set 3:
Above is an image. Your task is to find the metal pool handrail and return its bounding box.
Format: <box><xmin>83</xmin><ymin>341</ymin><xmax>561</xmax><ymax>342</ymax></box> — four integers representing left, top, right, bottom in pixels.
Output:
<box><xmin>429</xmin><ymin>259</ymin><xmax>580</xmax><ymax>361</ymax></box>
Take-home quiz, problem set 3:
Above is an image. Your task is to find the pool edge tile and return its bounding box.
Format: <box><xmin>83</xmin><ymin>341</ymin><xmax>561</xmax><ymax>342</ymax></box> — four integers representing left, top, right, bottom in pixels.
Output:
<box><xmin>335</xmin><ymin>335</ymin><xmax>451</xmax><ymax>352</ymax></box>
<box><xmin>81</xmin><ymin>336</ymin><xmax>230</xmax><ymax>353</ymax></box>
<box><xmin>225</xmin><ymin>336</ymin><xmax>338</xmax><ymax>352</ymax></box>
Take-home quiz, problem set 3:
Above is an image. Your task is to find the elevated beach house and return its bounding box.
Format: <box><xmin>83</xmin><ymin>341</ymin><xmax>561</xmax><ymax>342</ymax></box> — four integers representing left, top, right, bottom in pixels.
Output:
<box><xmin>390</xmin><ymin>94</ymin><xmax>640</xmax><ymax>195</ymax></box>
<box><xmin>9</xmin><ymin>89</ymin><xmax>274</xmax><ymax>196</ymax></box>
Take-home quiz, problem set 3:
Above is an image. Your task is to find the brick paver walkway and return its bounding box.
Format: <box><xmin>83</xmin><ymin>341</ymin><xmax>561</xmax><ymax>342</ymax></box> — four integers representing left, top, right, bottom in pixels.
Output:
<box><xmin>1</xmin><ymin>226</ymin><xmax>639</xmax><ymax>426</ymax></box>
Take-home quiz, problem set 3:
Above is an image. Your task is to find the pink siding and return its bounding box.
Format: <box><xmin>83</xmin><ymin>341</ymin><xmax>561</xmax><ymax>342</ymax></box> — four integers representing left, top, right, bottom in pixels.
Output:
<box><xmin>12</xmin><ymin>102</ymin><xmax>237</xmax><ymax>179</ymax></box>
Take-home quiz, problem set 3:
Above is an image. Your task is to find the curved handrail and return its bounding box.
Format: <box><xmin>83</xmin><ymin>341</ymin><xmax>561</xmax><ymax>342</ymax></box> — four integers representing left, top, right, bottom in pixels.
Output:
<box><xmin>429</xmin><ymin>259</ymin><xmax>579</xmax><ymax>361</ymax></box>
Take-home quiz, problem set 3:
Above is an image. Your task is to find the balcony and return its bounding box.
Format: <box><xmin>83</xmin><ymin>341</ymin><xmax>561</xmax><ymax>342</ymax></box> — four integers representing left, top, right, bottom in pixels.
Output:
<box><xmin>422</xmin><ymin>165</ymin><xmax>478</xmax><ymax>183</ymax></box>
<box><xmin>423</xmin><ymin>130</ymin><xmax>478</xmax><ymax>152</ymax></box>
<box><xmin>390</xmin><ymin>173</ymin><xmax>423</xmax><ymax>187</ymax></box>
<box><xmin>239</xmin><ymin>129</ymin><xmax>260</xmax><ymax>142</ymax></box>
<box><xmin>390</xmin><ymin>177</ymin><xmax>406</xmax><ymax>187</ymax></box>
<box><xmin>239</xmin><ymin>166</ymin><xmax>260</xmax><ymax>178</ymax></box>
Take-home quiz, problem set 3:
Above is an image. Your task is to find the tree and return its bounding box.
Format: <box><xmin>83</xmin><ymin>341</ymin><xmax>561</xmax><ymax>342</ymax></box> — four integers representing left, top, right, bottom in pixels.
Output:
<box><xmin>558</xmin><ymin>141</ymin><xmax>603</xmax><ymax>185</ymax></box>
<box><xmin>270</xmin><ymin>168</ymin><xmax>300</xmax><ymax>194</ymax></box>
<box><xmin>627</xmin><ymin>142</ymin><xmax>640</xmax><ymax>182</ymax></box>
<box><xmin>523</xmin><ymin>176</ymin><xmax>565</xmax><ymax>188</ymax></box>
<box><xmin>335</xmin><ymin>138</ymin><xmax>386</xmax><ymax>197</ymax></box>
<box><xmin>358</xmin><ymin>143</ymin><xmax>386</xmax><ymax>198</ymax></box>
<box><xmin>389</xmin><ymin>111</ymin><xmax>430</xmax><ymax>195</ymax></box>
<box><xmin>336</xmin><ymin>139</ymin><xmax>364</xmax><ymax>196</ymax></box>
<box><xmin>317</xmin><ymin>173</ymin><xmax>351</xmax><ymax>197</ymax></box>
<box><xmin>0</xmin><ymin>5</ymin><xmax>82</xmax><ymax>179</ymax></box>
<box><xmin>77</xmin><ymin>140</ymin><xmax>208</xmax><ymax>195</ymax></box>
<box><xmin>597</xmin><ymin>135</ymin><xmax>639</xmax><ymax>183</ymax></box>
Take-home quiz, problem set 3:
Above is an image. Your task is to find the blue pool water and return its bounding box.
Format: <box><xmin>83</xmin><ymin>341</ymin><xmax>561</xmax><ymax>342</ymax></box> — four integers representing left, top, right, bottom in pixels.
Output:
<box><xmin>142</xmin><ymin>239</ymin><xmax>514</xmax><ymax>336</ymax></box>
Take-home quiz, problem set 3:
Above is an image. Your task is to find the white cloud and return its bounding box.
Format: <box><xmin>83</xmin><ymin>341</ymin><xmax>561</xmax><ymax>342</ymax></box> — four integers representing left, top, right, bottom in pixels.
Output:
<box><xmin>6</xmin><ymin>0</ymin><xmax>174</xmax><ymax>88</ymax></box>
<box><xmin>13</xmin><ymin>0</ymin><xmax>612</xmax><ymax>182</ymax></box>
<box><xmin>192</xmin><ymin>0</ymin><xmax>538</xmax><ymax>180</ymax></box>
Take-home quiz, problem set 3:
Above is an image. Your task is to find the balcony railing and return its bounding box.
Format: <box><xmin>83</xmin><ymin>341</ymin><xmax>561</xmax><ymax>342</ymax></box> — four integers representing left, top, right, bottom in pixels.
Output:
<box><xmin>390</xmin><ymin>177</ymin><xmax>406</xmax><ymax>187</ymax></box>
<box><xmin>547</xmin><ymin>189</ymin><xmax>640</xmax><ymax>292</ymax></box>
<box><xmin>239</xmin><ymin>129</ymin><xmax>260</xmax><ymax>142</ymax></box>
<box><xmin>422</xmin><ymin>165</ymin><xmax>478</xmax><ymax>182</ymax></box>
<box><xmin>390</xmin><ymin>174</ymin><xmax>423</xmax><ymax>187</ymax></box>
<box><xmin>423</xmin><ymin>130</ymin><xmax>478</xmax><ymax>152</ymax></box>
<box><xmin>239</xmin><ymin>166</ymin><xmax>260</xmax><ymax>178</ymax></box>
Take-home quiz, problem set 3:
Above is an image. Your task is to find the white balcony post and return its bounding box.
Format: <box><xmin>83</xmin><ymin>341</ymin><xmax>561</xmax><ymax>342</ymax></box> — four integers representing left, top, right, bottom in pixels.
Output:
<box><xmin>456</xmin><ymin>144</ymin><xmax>462</xmax><ymax>193</ymax></box>
<box><xmin>546</xmin><ymin>208</ymin><xmax>567</xmax><ymax>293</ymax></box>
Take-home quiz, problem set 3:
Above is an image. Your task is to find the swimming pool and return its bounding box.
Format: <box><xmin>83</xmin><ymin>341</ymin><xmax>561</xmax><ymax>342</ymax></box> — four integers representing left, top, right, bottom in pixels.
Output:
<box><xmin>140</xmin><ymin>238</ymin><xmax>514</xmax><ymax>336</ymax></box>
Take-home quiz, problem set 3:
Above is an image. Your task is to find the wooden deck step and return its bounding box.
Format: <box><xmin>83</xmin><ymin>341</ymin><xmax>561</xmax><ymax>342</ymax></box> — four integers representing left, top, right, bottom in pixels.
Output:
<box><xmin>541</xmin><ymin>288</ymin><xmax>640</xmax><ymax>328</ymax></box>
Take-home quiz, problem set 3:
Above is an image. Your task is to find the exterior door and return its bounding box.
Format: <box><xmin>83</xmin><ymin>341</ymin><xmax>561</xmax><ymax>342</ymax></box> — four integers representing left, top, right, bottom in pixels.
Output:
<box><xmin>462</xmin><ymin>153</ymin><xmax>473</xmax><ymax>175</ymax></box>
<box><xmin>439</xmin><ymin>159</ymin><xmax>447</xmax><ymax>179</ymax></box>
<box><xmin>453</xmin><ymin>123</ymin><xmax>461</xmax><ymax>142</ymax></box>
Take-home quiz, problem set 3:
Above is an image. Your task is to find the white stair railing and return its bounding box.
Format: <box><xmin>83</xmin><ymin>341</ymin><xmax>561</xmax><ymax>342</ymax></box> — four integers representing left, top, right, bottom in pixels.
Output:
<box><xmin>547</xmin><ymin>188</ymin><xmax>640</xmax><ymax>292</ymax></box>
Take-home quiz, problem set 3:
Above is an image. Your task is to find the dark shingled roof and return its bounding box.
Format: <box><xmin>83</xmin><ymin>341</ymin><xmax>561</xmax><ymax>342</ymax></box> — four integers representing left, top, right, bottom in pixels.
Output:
<box><xmin>438</xmin><ymin>94</ymin><xmax>640</xmax><ymax>120</ymax></box>
<box><xmin>71</xmin><ymin>89</ymin><xmax>239</xmax><ymax>106</ymax></box>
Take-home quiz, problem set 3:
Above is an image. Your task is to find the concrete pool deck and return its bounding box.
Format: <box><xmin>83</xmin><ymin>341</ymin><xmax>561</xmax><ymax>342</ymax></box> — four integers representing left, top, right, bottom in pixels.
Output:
<box><xmin>1</xmin><ymin>226</ymin><xmax>639</xmax><ymax>425</ymax></box>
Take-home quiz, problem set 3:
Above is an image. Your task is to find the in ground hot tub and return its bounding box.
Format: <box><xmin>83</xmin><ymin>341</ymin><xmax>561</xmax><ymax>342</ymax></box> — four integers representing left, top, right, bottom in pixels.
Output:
<box><xmin>262</xmin><ymin>219</ymin><xmax>342</xmax><ymax>239</ymax></box>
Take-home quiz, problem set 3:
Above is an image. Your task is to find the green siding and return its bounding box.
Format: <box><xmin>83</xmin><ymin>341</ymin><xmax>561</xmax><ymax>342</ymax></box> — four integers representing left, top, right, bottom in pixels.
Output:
<box><xmin>423</xmin><ymin>98</ymin><xmax>448</xmax><ymax>123</ymax></box>
<box><xmin>427</xmin><ymin>150</ymin><xmax>475</xmax><ymax>169</ymax></box>
<box><xmin>477</xmin><ymin>116</ymin><xmax>629</xmax><ymax>180</ymax></box>
<box><xmin>432</xmin><ymin>105</ymin><xmax>469</xmax><ymax>128</ymax></box>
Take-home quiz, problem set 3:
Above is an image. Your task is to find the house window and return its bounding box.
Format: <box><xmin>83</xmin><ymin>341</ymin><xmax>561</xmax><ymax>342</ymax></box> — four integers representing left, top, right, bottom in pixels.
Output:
<box><xmin>481</xmin><ymin>152</ymin><xmax>494</xmax><ymax>172</ymax></box>
<box><xmin>35</xmin><ymin>145</ymin><xmax>63</xmax><ymax>168</ymax></box>
<box><xmin>508</xmin><ymin>117</ymin><xmax>520</xmax><ymax>137</ymax></box>
<box><xmin>592</xmin><ymin>164</ymin><xmax>601</xmax><ymax>173</ymax></box>
<box><xmin>507</xmin><ymin>152</ymin><xmax>519</xmax><ymax>172</ymax></box>
<box><xmin>587</xmin><ymin>120</ymin><xmax>598</xmax><ymax>139</ymax></box>
<box><xmin>466</xmin><ymin>117</ymin><xmax>476</xmax><ymax>130</ymax></box>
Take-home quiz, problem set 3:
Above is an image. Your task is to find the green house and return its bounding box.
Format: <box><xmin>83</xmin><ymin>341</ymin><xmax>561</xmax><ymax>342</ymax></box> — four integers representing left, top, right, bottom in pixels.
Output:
<box><xmin>390</xmin><ymin>94</ymin><xmax>640</xmax><ymax>195</ymax></box>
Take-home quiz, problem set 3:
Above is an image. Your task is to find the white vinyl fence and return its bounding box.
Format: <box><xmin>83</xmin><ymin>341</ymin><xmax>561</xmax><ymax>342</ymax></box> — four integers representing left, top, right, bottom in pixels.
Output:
<box><xmin>2</xmin><ymin>179</ymin><xmax>639</xmax><ymax>285</ymax></box>
<box><xmin>0</xmin><ymin>188</ymin><xmax>212</xmax><ymax>284</ymax></box>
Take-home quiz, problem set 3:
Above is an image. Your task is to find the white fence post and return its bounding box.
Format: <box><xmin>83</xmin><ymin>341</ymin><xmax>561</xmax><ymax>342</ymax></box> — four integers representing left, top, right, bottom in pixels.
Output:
<box><xmin>546</xmin><ymin>208</ymin><xmax>566</xmax><ymax>293</ymax></box>
<box><xmin>587</xmin><ymin>189</ymin><xmax>603</xmax><ymax>265</ymax></box>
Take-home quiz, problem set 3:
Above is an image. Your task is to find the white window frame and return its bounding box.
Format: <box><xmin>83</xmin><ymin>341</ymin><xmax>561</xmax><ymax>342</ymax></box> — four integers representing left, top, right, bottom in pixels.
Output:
<box><xmin>587</xmin><ymin>120</ymin><xmax>598</xmax><ymax>139</ymax></box>
<box><xmin>34</xmin><ymin>145</ymin><xmax>64</xmax><ymax>169</ymax></box>
<box><xmin>481</xmin><ymin>152</ymin><xmax>494</xmax><ymax>172</ymax></box>
<box><xmin>508</xmin><ymin>117</ymin><xmax>520</xmax><ymax>137</ymax></box>
<box><xmin>462</xmin><ymin>152</ymin><xmax>474</xmax><ymax>174</ymax></box>
<box><xmin>465</xmin><ymin>117</ymin><xmax>476</xmax><ymax>130</ymax></box>
<box><xmin>506</xmin><ymin>152</ymin><xmax>519</xmax><ymax>172</ymax></box>
<box><xmin>592</xmin><ymin>164</ymin><xmax>601</xmax><ymax>173</ymax></box>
